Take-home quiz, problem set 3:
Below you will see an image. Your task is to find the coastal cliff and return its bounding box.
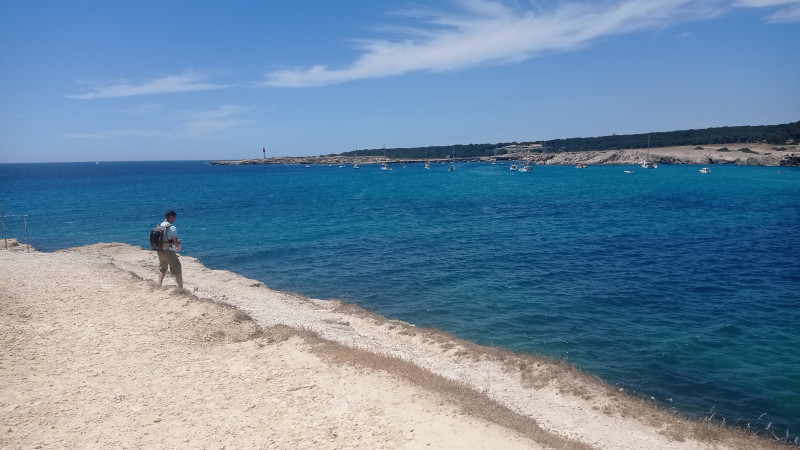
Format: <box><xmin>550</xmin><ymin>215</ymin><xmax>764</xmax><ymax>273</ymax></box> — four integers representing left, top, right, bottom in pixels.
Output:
<box><xmin>523</xmin><ymin>147</ymin><xmax>799</xmax><ymax>166</ymax></box>
<box><xmin>780</xmin><ymin>153</ymin><xmax>800</xmax><ymax>166</ymax></box>
<box><xmin>211</xmin><ymin>144</ymin><xmax>798</xmax><ymax>167</ymax></box>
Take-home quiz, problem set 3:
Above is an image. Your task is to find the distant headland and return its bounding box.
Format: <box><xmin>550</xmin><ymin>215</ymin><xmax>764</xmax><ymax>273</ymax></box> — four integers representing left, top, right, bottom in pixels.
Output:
<box><xmin>211</xmin><ymin>121</ymin><xmax>800</xmax><ymax>167</ymax></box>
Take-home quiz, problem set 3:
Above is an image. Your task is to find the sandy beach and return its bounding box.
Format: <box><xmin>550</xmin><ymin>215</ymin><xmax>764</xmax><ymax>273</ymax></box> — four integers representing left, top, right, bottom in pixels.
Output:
<box><xmin>1</xmin><ymin>241</ymin><xmax>789</xmax><ymax>449</ymax></box>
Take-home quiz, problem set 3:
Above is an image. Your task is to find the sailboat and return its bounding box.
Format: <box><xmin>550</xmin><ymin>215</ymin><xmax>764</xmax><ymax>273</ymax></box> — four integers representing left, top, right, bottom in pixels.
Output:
<box><xmin>448</xmin><ymin>146</ymin><xmax>455</xmax><ymax>171</ymax></box>
<box><xmin>353</xmin><ymin>148</ymin><xmax>359</xmax><ymax>169</ymax></box>
<box><xmin>424</xmin><ymin>148</ymin><xmax>430</xmax><ymax>169</ymax></box>
<box><xmin>641</xmin><ymin>136</ymin><xmax>657</xmax><ymax>168</ymax></box>
<box><xmin>381</xmin><ymin>146</ymin><xmax>392</xmax><ymax>170</ymax></box>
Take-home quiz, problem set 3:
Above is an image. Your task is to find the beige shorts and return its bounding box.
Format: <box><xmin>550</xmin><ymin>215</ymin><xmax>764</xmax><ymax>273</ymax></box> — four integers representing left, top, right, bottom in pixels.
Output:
<box><xmin>157</xmin><ymin>250</ymin><xmax>182</xmax><ymax>275</ymax></box>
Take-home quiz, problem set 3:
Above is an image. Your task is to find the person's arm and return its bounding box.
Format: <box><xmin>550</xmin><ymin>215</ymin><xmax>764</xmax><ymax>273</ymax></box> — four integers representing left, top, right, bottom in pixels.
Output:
<box><xmin>173</xmin><ymin>235</ymin><xmax>181</xmax><ymax>252</ymax></box>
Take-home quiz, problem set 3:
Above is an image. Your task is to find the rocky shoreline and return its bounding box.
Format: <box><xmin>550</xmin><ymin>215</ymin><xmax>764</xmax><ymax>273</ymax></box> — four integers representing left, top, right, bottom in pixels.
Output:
<box><xmin>210</xmin><ymin>144</ymin><xmax>800</xmax><ymax>167</ymax></box>
<box><xmin>3</xmin><ymin>242</ymin><xmax>790</xmax><ymax>449</ymax></box>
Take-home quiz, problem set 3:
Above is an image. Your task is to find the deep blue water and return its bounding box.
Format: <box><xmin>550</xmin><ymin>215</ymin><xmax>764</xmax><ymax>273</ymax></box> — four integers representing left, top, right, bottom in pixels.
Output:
<box><xmin>2</xmin><ymin>160</ymin><xmax>799</xmax><ymax>440</ymax></box>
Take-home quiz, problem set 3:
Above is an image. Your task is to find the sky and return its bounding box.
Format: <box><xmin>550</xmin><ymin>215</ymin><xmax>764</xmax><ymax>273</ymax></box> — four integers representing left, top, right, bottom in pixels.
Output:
<box><xmin>1</xmin><ymin>0</ymin><xmax>799</xmax><ymax>163</ymax></box>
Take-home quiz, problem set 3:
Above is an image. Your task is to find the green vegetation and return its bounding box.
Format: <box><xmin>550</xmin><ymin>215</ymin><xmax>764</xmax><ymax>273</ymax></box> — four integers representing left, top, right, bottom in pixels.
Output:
<box><xmin>337</xmin><ymin>121</ymin><xmax>799</xmax><ymax>159</ymax></box>
<box><xmin>339</xmin><ymin>143</ymin><xmax>510</xmax><ymax>160</ymax></box>
<box><xmin>739</xmin><ymin>148</ymin><xmax>758</xmax><ymax>154</ymax></box>
<box><xmin>537</xmin><ymin>121</ymin><xmax>800</xmax><ymax>153</ymax></box>
<box><xmin>717</xmin><ymin>147</ymin><xmax>731</xmax><ymax>152</ymax></box>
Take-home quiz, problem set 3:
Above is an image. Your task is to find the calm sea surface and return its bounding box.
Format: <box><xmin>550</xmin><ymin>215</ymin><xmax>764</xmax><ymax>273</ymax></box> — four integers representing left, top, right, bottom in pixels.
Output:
<box><xmin>2</xmin><ymin>160</ymin><xmax>799</xmax><ymax>439</ymax></box>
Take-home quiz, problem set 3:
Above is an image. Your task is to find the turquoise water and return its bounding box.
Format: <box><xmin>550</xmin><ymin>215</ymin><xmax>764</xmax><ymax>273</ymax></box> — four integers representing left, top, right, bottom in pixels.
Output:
<box><xmin>2</xmin><ymin>161</ymin><xmax>799</xmax><ymax>440</ymax></box>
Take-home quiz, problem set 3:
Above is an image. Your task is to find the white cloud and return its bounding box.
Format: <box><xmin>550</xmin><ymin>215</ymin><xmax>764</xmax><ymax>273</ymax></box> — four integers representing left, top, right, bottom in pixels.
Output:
<box><xmin>112</xmin><ymin>103</ymin><xmax>166</xmax><ymax>115</ymax></box>
<box><xmin>765</xmin><ymin>3</ymin><xmax>800</xmax><ymax>21</ymax></box>
<box><xmin>62</xmin><ymin>129</ymin><xmax>167</xmax><ymax>140</ymax></box>
<box><xmin>262</xmin><ymin>0</ymin><xmax>726</xmax><ymax>88</ymax></box>
<box><xmin>62</xmin><ymin>132</ymin><xmax>112</xmax><ymax>140</ymax></box>
<box><xmin>66</xmin><ymin>70</ymin><xmax>231</xmax><ymax>99</ymax></box>
<box><xmin>172</xmin><ymin>104</ymin><xmax>253</xmax><ymax>136</ymax></box>
<box><xmin>62</xmin><ymin>105</ymin><xmax>252</xmax><ymax>140</ymax></box>
<box><xmin>734</xmin><ymin>0</ymin><xmax>800</xmax><ymax>22</ymax></box>
<box><xmin>734</xmin><ymin>0</ymin><xmax>797</xmax><ymax>6</ymax></box>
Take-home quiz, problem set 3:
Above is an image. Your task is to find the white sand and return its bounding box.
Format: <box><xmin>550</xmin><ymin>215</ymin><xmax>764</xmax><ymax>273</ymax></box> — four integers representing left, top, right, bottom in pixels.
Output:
<box><xmin>1</xmin><ymin>242</ymin><xmax>779</xmax><ymax>449</ymax></box>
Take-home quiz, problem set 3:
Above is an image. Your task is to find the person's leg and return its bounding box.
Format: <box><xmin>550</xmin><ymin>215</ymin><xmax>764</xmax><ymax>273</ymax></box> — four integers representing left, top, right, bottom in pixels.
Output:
<box><xmin>157</xmin><ymin>251</ymin><xmax>169</xmax><ymax>286</ymax></box>
<box><xmin>168</xmin><ymin>251</ymin><xmax>183</xmax><ymax>289</ymax></box>
<box><xmin>175</xmin><ymin>273</ymin><xmax>183</xmax><ymax>289</ymax></box>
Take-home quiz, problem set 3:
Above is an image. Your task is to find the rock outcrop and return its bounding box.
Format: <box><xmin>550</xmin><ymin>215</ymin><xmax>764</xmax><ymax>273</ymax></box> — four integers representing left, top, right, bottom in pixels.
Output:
<box><xmin>780</xmin><ymin>153</ymin><xmax>800</xmax><ymax>167</ymax></box>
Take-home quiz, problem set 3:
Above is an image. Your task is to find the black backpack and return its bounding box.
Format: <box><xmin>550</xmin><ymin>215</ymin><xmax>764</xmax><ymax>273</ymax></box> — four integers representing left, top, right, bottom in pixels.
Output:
<box><xmin>149</xmin><ymin>222</ymin><xmax>172</xmax><ymax>251</ymax></box>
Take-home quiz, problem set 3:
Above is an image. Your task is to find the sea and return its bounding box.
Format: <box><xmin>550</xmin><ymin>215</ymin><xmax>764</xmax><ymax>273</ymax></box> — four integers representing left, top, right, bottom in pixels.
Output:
<box><xmin>2</xmin><ymin>160</ymin><xmax>799</xmax><ymax>441</ymax></box>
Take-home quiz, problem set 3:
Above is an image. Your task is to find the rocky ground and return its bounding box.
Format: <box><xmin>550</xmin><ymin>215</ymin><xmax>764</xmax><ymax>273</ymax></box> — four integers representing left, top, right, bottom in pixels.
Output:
<box><xmin>2</xmin><ymin>240</ymin><xmax>791</xmax><ymax>448</ymax></box>
<box><xmin>210</xmin><ymin>143</ymin><xmax>799</xmax><ymax>167</ymax></box>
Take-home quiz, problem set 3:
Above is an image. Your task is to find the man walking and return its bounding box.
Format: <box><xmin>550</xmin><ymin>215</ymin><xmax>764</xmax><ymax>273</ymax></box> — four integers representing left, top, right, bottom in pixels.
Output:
<box><xmin>157</xmin><ymin>210</ymin><xmax>183</xmax><ymax>289</ymax></box>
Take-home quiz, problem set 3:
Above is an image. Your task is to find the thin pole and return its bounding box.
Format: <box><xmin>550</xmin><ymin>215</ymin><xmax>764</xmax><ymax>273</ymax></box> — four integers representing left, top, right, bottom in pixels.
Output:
<box><xmin>2</xmin><ymin>203</ymin><xmax>6</xmax><ymax>250</ymax></box>
<box><xmin>24</xmin><ymin>215</ymin><xmax>29</xmax><ymax>252</ymax></box>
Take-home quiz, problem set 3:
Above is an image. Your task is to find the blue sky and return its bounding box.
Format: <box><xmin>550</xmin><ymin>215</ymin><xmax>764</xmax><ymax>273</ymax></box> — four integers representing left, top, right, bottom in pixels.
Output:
<box><xmin>1</xmin><ymin>0</ymin><xmax>798</xmax><ymax>163</ymax></box>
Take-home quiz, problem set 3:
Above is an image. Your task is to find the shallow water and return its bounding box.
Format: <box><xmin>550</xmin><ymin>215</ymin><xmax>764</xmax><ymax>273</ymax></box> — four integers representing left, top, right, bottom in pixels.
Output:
<box><xmin>2</xmin><ymin>160</ymin><xmax>798</xmax><ymax>439</ymax></box>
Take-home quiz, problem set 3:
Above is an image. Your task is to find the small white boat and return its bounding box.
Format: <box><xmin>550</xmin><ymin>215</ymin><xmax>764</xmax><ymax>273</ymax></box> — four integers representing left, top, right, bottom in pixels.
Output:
<box><xmin>509</xmin><ymin>164</ymin><xmax>518</xmax><ymax>171</ymax></box>
<box><xmin>424</xmin><ymin>162</ymin><xmax>431</xmax><ymax>169</ymax></box>
<box><xmin>624</xmin><ymin>170</ymin><xmax>634</xmax><ymax>174</ymax></box>
<box><xmin>576</xmin><ymin>164</ymin><xmax>588</xmax><ymax>169</ymax></box>
<box><xmin>381</xmin><ymin>163</ymin><xmax>392</xmax><ymax>171</ymax></box>
<box><xmin>448</xmin><ymin>164</ymin><xmax>455</xmax><ymax>172</ymax></box>
<box><xmin>641</xmin><ymin>137</ymin><xmax>657</xmax><ymax>168</ymax></box>
<box><xmin>521</xmin><ymin>165</ymin><xmax>532</xmax><ymax>172</ymax></box>
<box><xmin>699</xmin><ymin>167</ymin><xmax>710</xmax><ymax>174</ymax></box>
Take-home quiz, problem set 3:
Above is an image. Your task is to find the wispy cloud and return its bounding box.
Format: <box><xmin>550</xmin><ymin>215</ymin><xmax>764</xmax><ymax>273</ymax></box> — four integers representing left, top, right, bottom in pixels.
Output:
<box><xmin>261</xmin><ymin>0</ymin><xmax>727</xmax><ymax>88</ymax></box>
<box><xmin>171</xmin><ymin>104</ymin><xmax>253</xmax><ymax>136</ymax></box>
<box><xmin>734</xmin><ymin>0</ymin><xmax>800</xmax><ymax>22</ymax></box>
<box><xmin>63</xmin><ymin>129</ymin><xmax>167</xmax><ymax>140</ymax></box>
<box><xmin>63</xmin><ymin>104</ymin><xmax>252</xmax><ymax>140</ymax></box>
<box><xmin>62</xmin><ymin>0</ymin><xmax>797</xmax><ymax>95</ymax></box>
<box><xmin>66</xmin><ymin>70</ymin><xmax>231</xmax><ymax>99</ymax></box>
<box><xmin>111</xmin><ymin>103</ymin><xmax>166</xmax><ymax>115</ymax></box>
<box><xmin>734</xmin><ymin>0</ymin><xmax>797</xmax><ymax>6</ymax></box>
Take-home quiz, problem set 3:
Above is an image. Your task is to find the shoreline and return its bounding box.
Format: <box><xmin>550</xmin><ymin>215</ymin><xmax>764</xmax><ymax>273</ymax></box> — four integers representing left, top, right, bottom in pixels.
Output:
<box><xmin>1</xmin><ymin>242</ymin><xmax>792</xmax><ymax>448</ymax></box>
<box><xmin>210</xmin><ymin>143</ymin><xmax>800</xmax><ymax>167</ymax></box>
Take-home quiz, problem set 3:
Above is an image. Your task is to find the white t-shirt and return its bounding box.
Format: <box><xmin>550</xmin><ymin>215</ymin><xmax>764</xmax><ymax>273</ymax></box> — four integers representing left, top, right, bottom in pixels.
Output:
<box><xmin>160</xmin><ymin>221</ymin><xmax>178</xmax><ymax>251</ymax></box>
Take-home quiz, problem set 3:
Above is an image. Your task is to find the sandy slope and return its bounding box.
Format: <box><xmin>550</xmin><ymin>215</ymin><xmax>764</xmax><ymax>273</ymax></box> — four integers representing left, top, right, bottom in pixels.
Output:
<box><xmin>0</xmin><ymin>242</ymin><xmax>784</xmax><ymax>449</ymax></box>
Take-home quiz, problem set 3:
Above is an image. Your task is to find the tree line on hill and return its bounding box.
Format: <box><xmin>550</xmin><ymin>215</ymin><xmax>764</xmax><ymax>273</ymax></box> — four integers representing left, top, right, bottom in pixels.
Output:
<box><xmin>329</xmin><ymin>121</ymin><xmax>799</xmax><ymax>159</ymax></box>
<box><xmin>335</xmin><ymin>143</ymin><xmax>504</xmax><ymax>160</ymax></box>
